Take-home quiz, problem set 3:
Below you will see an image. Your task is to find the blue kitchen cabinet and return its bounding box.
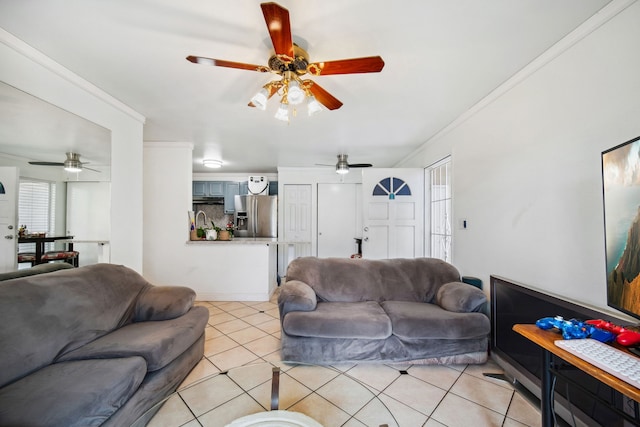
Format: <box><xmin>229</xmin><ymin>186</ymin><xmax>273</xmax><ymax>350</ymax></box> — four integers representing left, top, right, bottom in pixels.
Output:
<box><xmin>239</xmin><ymin>182</ymin><xmax>248</xmax><ymax>196</ymax></box>
<box><xmin>193</xmin><ymin>181</ymin><xmax>224</xmax><ymax>197</ymax></box>
<box><xmin>224</xmin><ymin>182</ymin><xmax>239</xmax><ymax>214</ymax></box>
<box><xmin>208</xmin><ymin>182</ymin><xmax>224</xmax><ymax>197</ymax></box>
<box><xmin>193</xmin><ymin>181</ymin><xmax>207</xmax><ymax>197</ymax></box>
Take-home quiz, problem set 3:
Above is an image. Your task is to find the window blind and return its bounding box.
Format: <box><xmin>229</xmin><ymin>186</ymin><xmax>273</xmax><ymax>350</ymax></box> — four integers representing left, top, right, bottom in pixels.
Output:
<box><xmin>18</xmin><ymin>180</ymin><xmax>56</xmax><ymax>252</ymax></box>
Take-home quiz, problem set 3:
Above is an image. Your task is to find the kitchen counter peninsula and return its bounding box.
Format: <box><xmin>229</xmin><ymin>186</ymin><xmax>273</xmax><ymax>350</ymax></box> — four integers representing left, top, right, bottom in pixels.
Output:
<box><xmin>181</xmin><ymin>237</ymin><xmax>278</xmax><ymax>301</ymax></box>
<box><xmin>185</xmin><ymin>237</ymin><xmax>277</xmax><ymax>245</ymax></box>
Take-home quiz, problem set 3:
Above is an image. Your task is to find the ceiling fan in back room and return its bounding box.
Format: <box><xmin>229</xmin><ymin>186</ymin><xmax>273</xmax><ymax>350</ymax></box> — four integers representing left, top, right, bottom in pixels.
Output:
<box><xmin>186</xmin><ymin>2</ymin><xmax>385</xmax><ymax>122</ymax></box>
<box><xmin>29</xmin><ymin>152</ymin><xmax>99</xmax><ymax>173</ymax></box>
<box><xmin>317</xmin><ymin>154</ymin><xmax>373</xmax><ymax>174</ymax></box>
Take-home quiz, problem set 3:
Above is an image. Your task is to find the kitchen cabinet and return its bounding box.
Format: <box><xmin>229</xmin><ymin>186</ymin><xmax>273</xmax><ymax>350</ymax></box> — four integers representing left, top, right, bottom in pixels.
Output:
<box><xmin>193</xmin><ymin>181</ymin><xmax>224</xmax><ymax>197</ymax></box>
<box><xmin>224</xmin><ymin>182</ymin><xmax>239</xmax><ymax>214</ymax></box>
<box><xmin>239</xmin><ymin>182</ymin><xmax>248</xmax><ymax>196</ymax></box>
<box><xmin>269</xmin><ymin>181</ymin><xmax>278</xmax><ymax>196</ymax></box>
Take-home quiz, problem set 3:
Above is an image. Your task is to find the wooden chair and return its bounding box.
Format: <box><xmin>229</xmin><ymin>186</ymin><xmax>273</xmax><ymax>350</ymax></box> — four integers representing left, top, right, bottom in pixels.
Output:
<box><xmin>40</xmin><ymin>251</ymin><xmax>79</xmax><ymax>267</ymax></box>
<box><xmin>17</xmin><ymin>252</ymin><xmax>36</xmax><ymax>267</ymax></box>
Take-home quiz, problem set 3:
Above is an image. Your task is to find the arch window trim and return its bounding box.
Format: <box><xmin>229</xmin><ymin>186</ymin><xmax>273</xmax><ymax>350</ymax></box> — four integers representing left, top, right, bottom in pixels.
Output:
<box><xmin>372</xmin><ymin>177</ymin><xmax>412</xmax><ymax>200</ymax></box>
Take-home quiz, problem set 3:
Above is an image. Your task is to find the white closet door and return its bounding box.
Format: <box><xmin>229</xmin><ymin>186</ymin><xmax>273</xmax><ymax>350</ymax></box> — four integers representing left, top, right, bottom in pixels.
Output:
<box><xmin>317</xmin><ymin>183</ymin><xmax>359</xmax><ymax>258</ymax></box>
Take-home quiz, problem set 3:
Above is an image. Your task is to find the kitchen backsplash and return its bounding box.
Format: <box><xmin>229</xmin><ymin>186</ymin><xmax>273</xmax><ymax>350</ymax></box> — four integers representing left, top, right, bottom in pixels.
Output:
<box><xmin>193</xmin><ymin>204</ymin><xmax>232</xmax><ymax>229</ymax></box>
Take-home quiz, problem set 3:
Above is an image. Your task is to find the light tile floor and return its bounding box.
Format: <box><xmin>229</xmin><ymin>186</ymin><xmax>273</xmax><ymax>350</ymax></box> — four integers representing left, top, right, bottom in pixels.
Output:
<box><xmin>148</xmin><ymin>299</ymin><xmax>542</xmax><ymax>427</ymax></box>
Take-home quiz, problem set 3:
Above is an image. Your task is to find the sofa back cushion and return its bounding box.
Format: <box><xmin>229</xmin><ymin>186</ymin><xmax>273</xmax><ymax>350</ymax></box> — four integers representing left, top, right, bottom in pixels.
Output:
<box><xmin>285</xmin><ymin>257</ymin><xmax>461</xmax><ymax>303</ymax></box>
<box><xmin>0</xmin><ymin>264</ymin><xmax>150</xmax><ymax>388</ymax></box>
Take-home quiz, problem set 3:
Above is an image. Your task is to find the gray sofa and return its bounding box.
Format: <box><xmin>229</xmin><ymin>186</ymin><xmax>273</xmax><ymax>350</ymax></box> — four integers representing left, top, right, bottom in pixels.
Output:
<box><xmin>279</xmin><ymin>257</ymin><xmax>490</xmax><ymax>365</ymax></box>
<box><xmin>0</xmin><ymin>263</ymin><xmax>209</xmax><ymax>427</ymax></box>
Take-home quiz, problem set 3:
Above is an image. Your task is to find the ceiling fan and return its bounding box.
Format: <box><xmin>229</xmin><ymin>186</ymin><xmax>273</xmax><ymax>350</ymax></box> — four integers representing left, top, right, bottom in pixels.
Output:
<box><xmin>29</xmin><ymin>152</ymin><xmax>99</xmax><ymax>173</ymax></box>
<box><xmin>186</xmin><ymin>2</ymin><xmax>385</xmax><ymax>119</ymax></box>
<box><xmin>318</xmin><ymin>154</ymin><xmax>373</xmax><ymax>174</ymax></box>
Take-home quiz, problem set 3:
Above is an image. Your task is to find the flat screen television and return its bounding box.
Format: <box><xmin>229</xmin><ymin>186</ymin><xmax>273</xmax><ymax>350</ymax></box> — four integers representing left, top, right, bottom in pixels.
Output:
<box><xmin>602</xmin><ymin>135</ymin><xmax>640</xmax><ymax>320</ymax></box>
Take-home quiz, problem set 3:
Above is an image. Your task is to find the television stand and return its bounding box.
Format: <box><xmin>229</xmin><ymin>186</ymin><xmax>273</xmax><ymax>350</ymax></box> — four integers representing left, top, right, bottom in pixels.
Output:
<box><xmin>513</xmin><ymin>324</ymin><xmax>640</xmax><ymax>427</ymax></box>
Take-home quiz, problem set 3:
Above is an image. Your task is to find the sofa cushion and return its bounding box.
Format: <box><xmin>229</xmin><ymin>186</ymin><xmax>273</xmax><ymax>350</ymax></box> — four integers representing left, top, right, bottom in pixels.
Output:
<box><xmin>285</xmin><ymin>257</ymin><xmax>461</xmax><ymax>303</ymax></box>
<box><xmin>283</xmin><ymin>301</ymin><xmax>392</xmax><ymax>339</ymax></box>
<box><xmin>436</xmin><ymin>281</ymin><xmax>487</xmax><ymax>313</ymax></box>
<box><xmin>0</xmin><ymin>264</ymin><xmax>150</xmax><ymax>388</ymax></box>
<box><xmin>381</xmin><ymin>301</ymin><xmax>490</xmax><ymax>340</ymax></box>
<box><xmin>135</xmin><ymin>285</ymin><xmax>196</xmax><ymax>321</ymax></box>
<box><xmin>277</xmin><ymin>280</ymin><xmax>318</xmax><ymax>314</ymax></box>
<box><xmin>0</xmin><ymin>262</ymin><xmax>73</xmax><ymax>281</ymax></box>
<box><xmin>0</xmin><ymin>357</ymin><xmax>146</xmax><ymax>427</ymax></box>
<box><xmin>57</xmin><ymin>306</ymin><xmax>209</xmax><ymax>371</ymax></box>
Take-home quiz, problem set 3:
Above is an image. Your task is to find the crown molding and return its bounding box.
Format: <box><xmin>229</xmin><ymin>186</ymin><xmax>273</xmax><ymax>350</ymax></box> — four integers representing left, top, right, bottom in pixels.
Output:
<box><xmin>0</xmin><ymin>27</ymin><xmax>145</xmax><ymax>124</ymax></box>
<box><xmin>398</xmin><ymin>0</ymin><xmax>637</xmax><ymax>166</ymax></box>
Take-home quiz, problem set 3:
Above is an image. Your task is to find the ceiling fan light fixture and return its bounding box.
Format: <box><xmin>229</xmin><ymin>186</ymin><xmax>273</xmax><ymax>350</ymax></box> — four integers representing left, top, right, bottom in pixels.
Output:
<box><xmin>64</xmin><ymin>163</ymin><xmax>82</xmax><ymax>173</ymax></box>
<box><xmin>250</xmin><ymin>88</ymin><xmax>269</xmax><ymax>110</ymax></box>
<box><xmin>203</xmin><ymin>159</ymin><xmax>223</xmax><ymax>168</ymax></box>
<box><xmin>287</xmin><ymin>79</ymin><xmax>306</xmax><ymax>105</ymax></box>
<box><xmin>336</xmin><ymin>163</ymin><xmax>349</xmax><ymax>174</ymax></box>
<box><xmin>63</xmin><ymin>152</ymin><xmax>82</xmax><ymax>172</ymax></box>
<box><xmin>307</xmin><ymin>95</ymin><xmax>322</xmax><ymax>116</ymax></box>
<box><xmin>195</xmin><ymin>57</ymin><xmax>215</xmax><ymax>66</ymax></box>
<box><xmin>274</xmin><ymin>101</ymin><xmax>289</xmax><ymax>122</ymax></box>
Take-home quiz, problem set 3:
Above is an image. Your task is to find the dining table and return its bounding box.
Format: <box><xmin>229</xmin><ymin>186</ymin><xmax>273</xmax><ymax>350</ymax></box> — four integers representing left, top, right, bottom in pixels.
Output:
<box><xmin>18</xmin><ymin>235</ymin><xmax>74</xmax><ymax>265</ymax></box>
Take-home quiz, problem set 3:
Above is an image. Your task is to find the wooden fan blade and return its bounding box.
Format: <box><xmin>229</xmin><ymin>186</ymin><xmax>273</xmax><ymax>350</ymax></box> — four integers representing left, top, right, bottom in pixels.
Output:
<box><xmin>28</xmin><ymin>161</ymin><xmax>64</xmax><ymax>166</ymax></box>
<box><xmin>348</xmin><ymin>163</ymin><xmax>373</xmax><ymax>168</ymax></box>
<box><xmin>186</xmin><ymin>56</ymin><xmax>269</xmax><ymax>72</ymax></box>
<box><xmin>307</xmin><ymin>56</ymin><xmax>385</xmax><ymax>76</ymax></box>
<box><xmin>308</xmin><ymin>82</ymin><xmax>343</xmax><ymax>110</ymax></box>
<box><xmin>261</xmin><ymin>2</ymin><xmax>294</xmax><ymax>59</ymax></box>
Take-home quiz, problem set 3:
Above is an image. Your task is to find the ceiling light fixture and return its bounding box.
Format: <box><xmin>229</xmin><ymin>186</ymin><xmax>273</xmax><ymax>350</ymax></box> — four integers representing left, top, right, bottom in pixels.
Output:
<box><xmin>250</xmin><ymin>71</ymin><xmax>323</xmax><ymax>122</ymax></box>
<box><xmin>250</xmin><ymin>87</ymin><xmax>269</xmax><ymax>111</ymax></box>
<box><xmin>336</xmin><ymin>159</ymin><xmax>349</xmax><ymax>174</ymax></box>
<box><xmin>203</xmin><ymin>159</ymin><xmax>223</xmax><ymax>168</ymax></box>
<box><xmin>63</xmin><ymin>152</ymin><xmax>83</xmax><ymax>172</ymax></box>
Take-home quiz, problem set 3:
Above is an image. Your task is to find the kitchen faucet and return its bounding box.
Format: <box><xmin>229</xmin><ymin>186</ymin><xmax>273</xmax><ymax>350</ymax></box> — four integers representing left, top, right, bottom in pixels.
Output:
<box><xmin>195</xmin><ymin>210</ymin><xmax>207</xmax><ymax>229</ymax></box>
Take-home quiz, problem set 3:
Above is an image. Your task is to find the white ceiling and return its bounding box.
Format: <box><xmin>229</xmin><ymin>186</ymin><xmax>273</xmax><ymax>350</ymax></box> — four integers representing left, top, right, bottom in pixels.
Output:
<box><xmin>0</xmin><ymin>0</ymin><xmax>611</xmax><ymax>173</ymax></box>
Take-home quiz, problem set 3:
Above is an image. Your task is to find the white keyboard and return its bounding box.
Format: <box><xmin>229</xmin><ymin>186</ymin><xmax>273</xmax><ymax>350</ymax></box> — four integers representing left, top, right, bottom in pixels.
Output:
<box><xmin>555</xmin><ymin>338</ymin><xmax>640</xmax><ymax>389</ymax></box>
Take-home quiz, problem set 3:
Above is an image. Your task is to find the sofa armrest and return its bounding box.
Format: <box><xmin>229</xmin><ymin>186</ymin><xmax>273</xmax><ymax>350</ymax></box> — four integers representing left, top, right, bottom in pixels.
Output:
<box><xmin>435</xmin><ymin>281</ymin><xmax>487</xmax><ymax>313</ymax></box>
<box><xmin>278</xmin><ymin>280</ymin><xmax>317</xmax><ymax>318</ymax></box>
<box><xmin>135</xmin><ymin>285</ymin><xmax>196</xmax><ymax>321</ymax></box>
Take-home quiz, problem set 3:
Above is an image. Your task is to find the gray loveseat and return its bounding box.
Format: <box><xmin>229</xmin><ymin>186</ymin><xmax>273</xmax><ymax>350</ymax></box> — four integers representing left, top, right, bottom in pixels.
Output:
<box><xmin>279</xmin><ymin>257</ymin><xmax>490</xmax><ymax>364</ymax></box>
<box><xmin>0</xmin><ymin>263</ymin><xmax>209</xmax><ymax>427</ymax></box>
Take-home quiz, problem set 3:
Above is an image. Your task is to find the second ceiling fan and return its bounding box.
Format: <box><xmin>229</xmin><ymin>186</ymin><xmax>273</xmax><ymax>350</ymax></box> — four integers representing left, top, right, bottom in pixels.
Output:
<box><xmin>317</xmin><ymin>154</ymin><xmax>372</xmax><ymax>174</ymax></box>
<box><xmin>186</xmin><ymin>2</ymin><xmax>385</xmax><ymax>117</ymax></box>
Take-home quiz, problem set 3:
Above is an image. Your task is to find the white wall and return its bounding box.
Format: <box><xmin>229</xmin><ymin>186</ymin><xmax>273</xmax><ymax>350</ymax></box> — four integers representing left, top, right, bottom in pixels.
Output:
<box><xmin>143</xmin><ymin>142</ymin><xmax>194</xmax><ymax>282</ymax></box>
<box><xmin>143</xmin><ymin>142</ymin><xmax>278</xmax><ymax>300</ymax></box>
<box><xmin>400</xmin><ymin>2</ymin><xmax>640</xmax><ymax>317</ymax></box>
<box><xmin>0</xmin><ymin>30</ymin><xmax>145</xmax><ymax>271</ymax></box>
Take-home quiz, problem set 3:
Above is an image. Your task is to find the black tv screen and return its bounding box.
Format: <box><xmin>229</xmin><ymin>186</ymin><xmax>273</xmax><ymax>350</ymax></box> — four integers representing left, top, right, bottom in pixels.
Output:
<box><xmin>602</xmin><ymin>135</ymin><xmax>640</xmax><ymax>320</ymax></box>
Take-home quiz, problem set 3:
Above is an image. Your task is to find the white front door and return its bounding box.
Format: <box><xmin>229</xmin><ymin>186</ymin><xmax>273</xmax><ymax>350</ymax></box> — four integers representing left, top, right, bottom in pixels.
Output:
<box><xmin>317</xmin><ymin>183</ymin><xmax>360</xmax><ymax>258</ymax></box>
<box><xmin>362</xmin><ymin>169</ymin><xmax>424</xmax><ymax>259</ymax></box>
<box><xmin>0</xmin><ymin>167</ymin><xmax>19</xmax><ymax>272</ymax></box>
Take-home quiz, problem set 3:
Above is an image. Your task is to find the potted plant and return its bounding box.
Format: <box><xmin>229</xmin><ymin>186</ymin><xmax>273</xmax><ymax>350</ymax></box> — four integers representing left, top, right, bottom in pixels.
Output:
<box><xmin>207</xmin><ymin>221</ymin><xmax>221</xmax><ymax>240</ymax></box>
<box><xmin>218</xmin><ymin>221</ymin><xmax>234</xmax><ymax>241</ymax></box>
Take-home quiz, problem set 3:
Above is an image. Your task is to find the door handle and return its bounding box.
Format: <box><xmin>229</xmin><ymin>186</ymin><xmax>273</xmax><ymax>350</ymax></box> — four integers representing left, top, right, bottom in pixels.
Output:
<box><xmin>363</xmin><ymin>237</ymin><xmax>369</xmax><ymax>242</ymax></box>
<box><xmin>5</xmin><ymin>235</ymin><xmax>14</xmax><ymax>240</ymax></box>
<box><xmin>364</xmin><ymin>227</ymin><xmax>369</xmax><ymax>232</ymax></box>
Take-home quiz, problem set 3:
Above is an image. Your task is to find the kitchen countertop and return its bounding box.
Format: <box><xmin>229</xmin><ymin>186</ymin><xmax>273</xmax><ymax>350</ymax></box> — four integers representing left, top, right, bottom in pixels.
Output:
<box><xmin>186</xmin><ymin>237</ymin><xmax>277</xmax><ymax>245</ymax></box>
<box><xmin>186</xmin><ymin>238</ymin><xmax>311</xmax><ymax>245</ymax></box>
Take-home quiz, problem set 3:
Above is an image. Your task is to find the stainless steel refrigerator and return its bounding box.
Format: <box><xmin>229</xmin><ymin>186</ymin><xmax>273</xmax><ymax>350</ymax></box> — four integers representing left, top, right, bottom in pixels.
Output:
<box><xmin>234</xmin><ymin>195</ymin><xmax>277</xmax><ymax>238</ymax></box>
